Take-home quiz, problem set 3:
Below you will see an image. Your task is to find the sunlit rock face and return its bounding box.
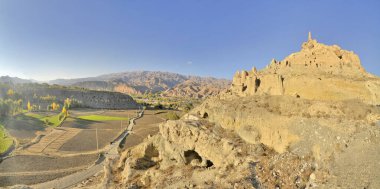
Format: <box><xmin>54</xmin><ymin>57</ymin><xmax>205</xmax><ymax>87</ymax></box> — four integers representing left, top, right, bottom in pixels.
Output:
<box><xmin>231</xmin><ymin>33</ymin><xmax>380</xmax><ymax>105</ymax></box>
<box><xmin>109</xmin><ymin>34</ymin><xmax>380</xmax><ymax>189</ymax></box>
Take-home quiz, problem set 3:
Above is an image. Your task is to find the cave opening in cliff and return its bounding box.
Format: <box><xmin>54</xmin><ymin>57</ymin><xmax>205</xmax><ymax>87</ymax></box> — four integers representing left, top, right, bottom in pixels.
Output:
<box><xmin>206</xmin><ymin>160</ymin><xmax>214</xmax><ymax>168</ymax></box>
<box><xmin>184</xmin><ymin>150</ymin><xmax>202</xmax><ymax>165</ymax></box>
<box><xmin>242</xmin><ymin>85</ymin><xmax>247</xmax><ymax>92</ymax></box>
<box><xmin>255</xmin><ymin>78</ymin><xmax>261</xmax><ymax>92</ymax></box>
<box><xmin>203</xmin><ymin>112</ymin><xmax>208</xmax><ymax>118</ymax></box>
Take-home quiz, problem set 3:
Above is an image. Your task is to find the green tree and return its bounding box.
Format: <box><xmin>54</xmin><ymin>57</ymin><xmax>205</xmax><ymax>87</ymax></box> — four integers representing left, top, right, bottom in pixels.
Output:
<box><xmin>0</xmin><ymin>100</ymin><xmax>10</xmax><ymax>117</ymax></box>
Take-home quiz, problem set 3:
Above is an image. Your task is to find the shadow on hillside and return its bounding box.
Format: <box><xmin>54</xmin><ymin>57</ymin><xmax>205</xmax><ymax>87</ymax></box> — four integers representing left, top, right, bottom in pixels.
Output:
<box><xmin>61</xmin><ymin>117</ymin><xmax>102</xmax><ymax>129</ymax></box>
<box><xmin>4</xmin><ymin>114</ymin><xmax>46</xmax><ymax>139</ymax></box>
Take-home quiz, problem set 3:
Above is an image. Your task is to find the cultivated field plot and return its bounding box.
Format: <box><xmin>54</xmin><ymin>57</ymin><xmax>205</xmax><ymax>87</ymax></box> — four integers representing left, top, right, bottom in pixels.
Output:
<box><xmin>4</xmin><ymin>114</ymin><xmax>45</xmax><ymax>144</ymax></box>
<box><xmin>56</xmin><ymin>109</ymin><xmax>133</xmax><ymax>152</ymax></box>
<box><xmin>0</xmin><ymin>154</ymin><xmax>95</xmax><ymax>186</ymax></box>
<box><xmin>23</xmin><ymin>109</ymin><xmax>132</xmax><ymax>154</ymax></box>
<box><xmin>61</xmin><ymin>118</ymin><xmax>126</xmax><ymax>130</ymax></box>
<box><xmin>0</xmin><ymin>170</ymin><xmax>78</xmax><ymax>187</ymax></box>
<box><xmin>60</xmin><ymin>129</ymin><xmax>120</xmax><ymax>152</ymax></box>
<box><xmin>0</xmin><ymin>154</ymin><xmax>97</xmax><ymax>172</ymax></box>
<box><xmin>27</xmin><ymin>128</ymin><xmax>81</xmax><ymax>153</ymax></box>
<box><xmin>121</xmin><ymin>110</ymin><xmax>177</xmax><ymax>150</ymax></box>
<box><xmin>135</xmin><ymin>110</ymin><xmax>166</xmax><ymax>125</ymax></box>
<box><xmin>99</xmin><ymin>109</ymin><xmax>140</xmax><ymax>117</ymax></box>
<box><xmin>69</xmin><ymin>109</ymin><xmax>137</xmax><ymax>118</ymax></box>
<box><xmin>68</xmin><ymin>109</ymin><xmax>105</xmax><ymax>117</ymax></box>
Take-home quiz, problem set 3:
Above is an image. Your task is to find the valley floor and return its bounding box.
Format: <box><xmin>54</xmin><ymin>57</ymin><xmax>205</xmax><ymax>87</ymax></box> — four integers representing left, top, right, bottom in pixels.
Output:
<box><xmin>0</xmin><ymin>109</ymin><xmax>174</xmax><ymax>187</ymax></box>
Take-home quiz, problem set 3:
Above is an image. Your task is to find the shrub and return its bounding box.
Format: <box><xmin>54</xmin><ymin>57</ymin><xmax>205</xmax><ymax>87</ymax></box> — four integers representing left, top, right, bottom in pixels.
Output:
<box><xmin>166</xmin><ymin>112</ymin><xmax>180</xmax><ymax>120</ymax></box>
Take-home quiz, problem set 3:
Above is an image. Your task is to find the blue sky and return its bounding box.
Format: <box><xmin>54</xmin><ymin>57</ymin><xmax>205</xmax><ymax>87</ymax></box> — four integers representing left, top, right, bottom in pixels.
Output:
<box><xmin>0</xmin><ymin>0</ymin><xmax>379</xmax><ymax>81</ymax></box>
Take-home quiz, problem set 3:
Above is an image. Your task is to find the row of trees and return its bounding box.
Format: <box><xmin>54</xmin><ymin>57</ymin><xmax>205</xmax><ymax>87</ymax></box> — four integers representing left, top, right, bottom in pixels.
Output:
<box><xmin>1</xmin><ymin>88</ymin><xmax>72</xmax><ymax>123</ymax></box>
<box><xmin>0</xmin><ymin>89</ymin><xmax>24</xmax><ymax>118</ymax></box>
<box><xmin>27</xmin><ymin>98</ymin><xmax>71</xmax><ymax>114</ymax></box>
<box><xmin>0</xmin><ymin>99</ymin><xmax>23</xmax><ymax>117</ymax></box>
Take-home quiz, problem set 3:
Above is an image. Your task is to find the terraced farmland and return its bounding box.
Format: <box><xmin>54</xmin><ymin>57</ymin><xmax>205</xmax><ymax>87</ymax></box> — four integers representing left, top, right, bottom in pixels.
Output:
<box><xmin>0</xmin><ymin>153</ymin><xmax>97</xmax><ymax>187</ymax></box>
<box><xmin>3</xmin><ymin>114</ymin><xmax>46</xmax><ymax>144</ymax></box>
<box><xmin>60</xmin><ymin>129</ymin><xmax>120</xmax><ymax>152</ymax></box>
<box><xmin>0</xmin><ymin>108</ymin><xmax>173</xmax><ymax>187</ymax></box>
<box><xmin>0</xmin><ymin>154</ymin><xmax>97</xmax><ymax>172</ymax></box>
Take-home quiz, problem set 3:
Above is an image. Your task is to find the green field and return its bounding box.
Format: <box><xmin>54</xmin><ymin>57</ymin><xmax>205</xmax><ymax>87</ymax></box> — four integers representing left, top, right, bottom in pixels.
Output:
<box><xmin>0</xmin><ymin>124</ymin><xmax>13</xmax><ymax>154</ymax></box>
<box><xmin>77</xmin><ymin>115</ymin><xmax>129</xmax><ymax>121</ymax></box>
<box><xmin>25</xmin><ymin>112</ymin><xmax>64</xmax><ymax>127</ymax></box>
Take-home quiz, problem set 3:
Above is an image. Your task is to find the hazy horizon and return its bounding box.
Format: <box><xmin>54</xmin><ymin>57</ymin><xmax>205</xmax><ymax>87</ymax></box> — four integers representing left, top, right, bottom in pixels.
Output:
<box><xmin>0</xmin><ymin>69</ymin><xmax>233</xmax><ymax>82</ymax></box>
<box><xmin>1</xmin><ymin>0</ymin><xmax>380</xmax><ymax>81</ymax></box>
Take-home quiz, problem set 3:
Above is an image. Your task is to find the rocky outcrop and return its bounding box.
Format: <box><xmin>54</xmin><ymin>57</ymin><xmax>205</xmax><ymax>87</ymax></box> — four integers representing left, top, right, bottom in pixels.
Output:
<box><xmin>190</xmin><ymin>94</ymin><xmax>380</xmax><ymax>188</ymax></box>
<box><xmin>112</xmin><ymin>93</ymin><xmax>380</xmax><ymax>188</ymax></box>
<box><xmin>115</xmin><ymin>120</ymin><xmax>264</xmax><ymax>188</ymax></box>
<box><xmin>231</xmin><ymin>33</ymin><xmax>380</xmax><ymax>105</ymax></box>
<box><xmin>110</xmin><ymin>34</ymin><xmax>380</xmax><ymax>188</ymax></box>
<box><xmin>162</xmin><ymin>77</ymin><xmax>231</xmax><ymax>98</ymax></box>
<box><xmin>113</xmin><ymin>83</ymin><xmax>142</xmax><ymax>95</ymax></box>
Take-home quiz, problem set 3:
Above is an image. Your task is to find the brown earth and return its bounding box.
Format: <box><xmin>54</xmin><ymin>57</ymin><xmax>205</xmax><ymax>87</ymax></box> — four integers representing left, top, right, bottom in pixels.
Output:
<box><xmin>0</xmin><ymin>170</ymin><xmax>78</xmax><ymax>187</ymax></box>
<box><xmin>120</xmin><ymin>110</ymin><xmax>167</xmax><ymax>150</ymax></box>
<box><xmin>0</xmin><ymin>154</ymin><xmax>98</xmax><ymax>187</ymax></box>
<box><xmin>60</xmin><ymin>129</ymin><xmax>120</xmax><ymax>152</ymax></box>
<box><xmin>3</xmin><ymin>115</ymin><xmax>46</xmax><ymax>145</ymax></box>
<box><xmin>0</xmin><ymin>154</ymin><xmax>97</xmax><ymax>172</ymax></box>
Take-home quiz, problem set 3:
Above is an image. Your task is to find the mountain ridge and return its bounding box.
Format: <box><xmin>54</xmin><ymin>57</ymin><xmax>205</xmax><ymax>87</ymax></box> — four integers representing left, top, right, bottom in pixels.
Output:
<box><xmin>49</xmin><ymin>71</ymin><xmax>231</xmax><ymax>98</ymax></box>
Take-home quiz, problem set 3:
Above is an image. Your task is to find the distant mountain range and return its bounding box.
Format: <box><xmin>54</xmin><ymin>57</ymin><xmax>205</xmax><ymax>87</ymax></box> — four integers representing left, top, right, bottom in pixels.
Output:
<box><xmin>49</xmin><ymin>71</ymin><xmax>231</xmax><ymax>98</ymax></box>
<box><xmin>0</xmin><ymin>76</ymin><xmax>34</xmax><ymax>85</ymax></box>
<box><xmin>0</xmin><ymin>71</ymin><xmax>231</xmax><ymax>98</ymax></box>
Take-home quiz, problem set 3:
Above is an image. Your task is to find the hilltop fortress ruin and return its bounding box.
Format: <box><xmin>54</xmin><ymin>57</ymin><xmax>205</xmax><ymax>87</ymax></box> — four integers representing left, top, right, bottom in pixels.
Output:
<box><xmin>231</xmin><ymin>32</ymin><xmax>380</xmax><ymax>105</ymax></box>
<box><xmin>108</xmin><ymin>34</ymin><xmax>380</xmax><ymax>189</ymax></box>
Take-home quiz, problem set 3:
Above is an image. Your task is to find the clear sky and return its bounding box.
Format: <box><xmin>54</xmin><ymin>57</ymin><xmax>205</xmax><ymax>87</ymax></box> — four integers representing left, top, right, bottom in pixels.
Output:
<box><xmin>1</xmin><ymin>0</ymin><xmax>379</xmax><ymax>81</ymax></box>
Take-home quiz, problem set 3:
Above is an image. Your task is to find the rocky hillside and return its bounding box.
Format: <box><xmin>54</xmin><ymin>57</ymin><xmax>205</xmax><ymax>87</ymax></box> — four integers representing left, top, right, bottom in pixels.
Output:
<box><xmin>1</xmin><ymin>83</ymin><xmax>138</xmax><ymax>110</ymax></box>
<box><xmin>50</xmin><ymin>71</ymin><xmax>231</xmax><ymax>98</ymax></box>
<box><xmin>106</xmin><ymin>33</ymin><xmax>380</xmax><ymax>188</ymax></box>
<box><xmin>0</xmin><ymin>76</ymin><xmax>34</xmax><ymax>85</ymax></box>
<box><xmin>162</xmin><ymin>77</ymin><xmax>231</xmax><ymax>98</ymax></box>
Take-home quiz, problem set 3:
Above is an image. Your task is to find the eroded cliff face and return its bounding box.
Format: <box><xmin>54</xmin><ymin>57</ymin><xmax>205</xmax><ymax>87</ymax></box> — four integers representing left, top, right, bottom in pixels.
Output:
<box><xmin>14</xmin><ymin>84</ymin><xmax>139</xmax><ymax>109</ymax></box>
<box><xmin>114</xmin><ymin>119</ymin><xmax>322</xmax><ymax>189</ymax></box>
<box><xmin>192</xmin><ymin>95</ymin><xmax>380</xmax><ymax>188</ymax></box>
<box><xmin>231</xmin><ymin>33</ymin><xmax>380</xmax><ymax>105</ymax></box>
<box><xmin>115</xmin><ymin>120</ymin><xmax>260</xmax><ymax>188</ymax></box>
<box><xmin>112</xmin><ymin>96</ymin><xmax>380</xmax><ymax>188</ymax></box>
